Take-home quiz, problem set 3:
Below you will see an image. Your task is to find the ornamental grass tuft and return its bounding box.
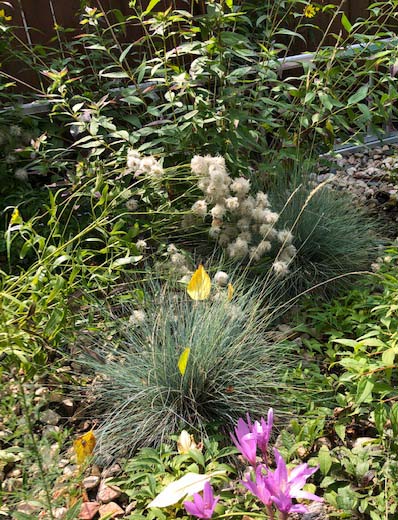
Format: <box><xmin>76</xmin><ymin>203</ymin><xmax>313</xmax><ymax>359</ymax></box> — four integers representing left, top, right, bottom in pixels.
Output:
<box><xmin>78</xmin><ymin>278</ymin><xmax>299</xmax><ymax>458</ymax></box>
<box><xmin>269</xmin><ymin>168</ymin><xmax>382</xmax><ymax>297</ymax></box>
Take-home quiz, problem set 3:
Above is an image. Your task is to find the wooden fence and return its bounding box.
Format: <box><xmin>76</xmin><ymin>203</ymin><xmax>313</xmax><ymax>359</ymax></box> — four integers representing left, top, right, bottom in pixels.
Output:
<box><xmin>1</xmin><ymin>0</ymin><xmax>373</xmax><ymax>91</ymax></box>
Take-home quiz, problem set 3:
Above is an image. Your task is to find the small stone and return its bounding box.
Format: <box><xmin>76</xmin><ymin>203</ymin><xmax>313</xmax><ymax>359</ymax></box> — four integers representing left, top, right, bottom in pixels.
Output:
<box><xmin>17</xmin><ymin>501</ymin><xmax>43</xmax><ymax>514</ymax></box>
<box><xmin>97</xmin><ymin>480</ymin><xmax>122</xmax><ymax>503</ymax></box>
<box><xmin>42</xmin><ymin>425</ymin><xmax>61</xmax><ymax>436</ymax></box>
<box><xmin>63</xmin><ymin>464</ymin><xmax>77</xmax><ymax>477</ymax></box>
<box><xmin>83</xmin><ymin>475</ymin><xmax>100</xmax><ymax>490</ymax></box>
<box><xmin>302</xmin><ymin>501</ymin><xmax>328</xmax><ymax>520</ymax></box>
<box><xmin>40</xmin><ymin>409</ymin><xmax>61</xmax><ymax>425</ymax></box>
<box><xmin>91</xmin><ymin>464</ymin><xmax>102</xmax><ymax>476</ymax></box>
<box><xmin>2</xmin><ymin>477</ymin><xmax>23</xmax><ymax>492</ymax></box>
<box><xmin>58</xmin><ymin>458</ymin><xmax>70</xmax><ymax>468</ymax></box>
<box><xmin>53</xmin><ymin>507</ymin><xmax>68</xmax><ymax>519</ymax></box>
<box><xmin>79</xmin><ymin>501</ymin><xmax>100</xmax><ymax>520</ymax></box>
<box><xmin>125</xmin><ymin>501</ymin><xmax>137</xmax><ymax>514</ymax></box>
<box><xmin>35</xmin><ymin>386</ymin><xmax>49</xmax><ymax>398</ymax></box>
<box><xmin>7</xmin><ymin>468</ymin><xmax>22</xmax><ymax>478</ymax></box>
<box><xmin>101</xmin><ymin>463</ymin><xmax>121</xmax><ymax>478</ymax></box>
<box><xmin>99</xmin><ymin>502</ymin><xmax>124</xmax><ymax>518</ymax></box>
<box><xmin>49</xmin><ymin>391</ymin><xmax>64</xmax><ymax>403</ymax></box>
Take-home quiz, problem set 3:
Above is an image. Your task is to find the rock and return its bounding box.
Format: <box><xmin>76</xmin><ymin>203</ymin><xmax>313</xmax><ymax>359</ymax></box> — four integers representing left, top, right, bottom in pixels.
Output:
<box><xmin>101</xmin><ymin>463</ymin><xmax>121</xmax><ymax>478</ymax></box>
<box><xmin>83</xmin><ymin>475</ymin><xmax>100</xmax><ymax>490</ymax></box>
<box><xmin>58</xmin><ymin>458</ymin><xmax>70</xmax><ymax>468</ymax></box>
<box><xmin>7</xmin><ymin>468</ymin><xmax>22</xmax><ymax>478</ymax></box>
<box><xmin>125</xmin><ymin>501</ymin><xmax>137</xmax><ymax>514</ymax></box>
<box><xmin>2</xmin><ymin>477</ymin><xmax>23</xmax><ymax>492</ymax></box>
<box><xmin>49</xmin><ymin>391</ymin><xmax>64</xmax><ymax>403</ymax></box>
<box><xmin>91</xmin><ymin>464</ymin><xmax>102</xmax><ymax>476</ymax></box>
<box><xmin>63</xmin><ymin>464</ymin><xmax>78</xmax><ymax>477</ymax></box>
<box><xmin>35</xmin><ymin>386</ymin><xmax>49</xmax><ymax>398</ymax></box>
<box><xmin>99</xmin><ymin>502</ymin><xmax>124</xmax><ymax>518</ymax></box>
<box><xmin>302</xmin><ymin>501</ymin><xmax>328</xmax><ymax>519</ymax></box>
<box><xmin>53</xmin><ymin>507</ymin><xmax>68</xmax><ymax>519</ymax></box>
<box><xmin>42</xmin><ymin>425</ymin><xmax>61</xmax><ymax>436</ymax></box>
<box><xmin>97</xmin><ymin>480</ymin><xmax>122</xmax><ymax>503</ymax></box>
<box><xmin>40</xmin><ymin>409</ymin><xmax>61</xmax><ymax>425</ymax></box>
<box><xmin>79</xmin><ymin>501</ymin><xmax>100</xmax><ymax>519</ymax></box>
<box><xmin>17</xmin><ymin>501</ymin><xmax>43</xmax><ymax>514</ymax></box>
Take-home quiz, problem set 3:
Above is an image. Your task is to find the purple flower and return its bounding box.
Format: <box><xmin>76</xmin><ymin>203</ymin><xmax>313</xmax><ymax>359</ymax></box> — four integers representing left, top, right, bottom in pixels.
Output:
<box><xmin>230</xmin><ymin>414</ymin><xmax>258</xmax><ymax>466</ymax></box>
<box><xmin>183</xmin><ymin>482</ymin><xmax>220</xmax><ymax>519</ymax></box>
<box><xmin>241</xmin><ymin>464</ymin><xmax>273</xmax><ymax>507</ymax></box>
<box><xmin>252</xmin><ymin>408</ymin><xmax>273</xmax><ymax>460</ymax></box>
<box><xmin>263</xmin><ymin>449</ymin><xmax>323</xmax><ymax>514</ymax></box>
<box><xmin>231</xmin><ymin>410</ymin><xmax>274</xmax><ymax>466</ymax></box>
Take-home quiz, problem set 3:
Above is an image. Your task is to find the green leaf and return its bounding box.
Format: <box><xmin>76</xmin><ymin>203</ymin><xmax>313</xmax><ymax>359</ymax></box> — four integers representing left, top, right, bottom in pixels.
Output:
<box><xmin>53</xmin><ymin>255</ymin><xmax>70</xmax><ymax>267</ymax></box>
<box><xmin>120</xmin><ymin>43</ymin><xmax>134</xmax><ymax>63</ymax></box>
<box><xmin>318</xmin><ymin>445</ymin><xmax>332</xmax><ymax>476</ymax></box>
<box><xmin>341</xmin><ymin>13</ymin><xmax>352</xmax><ymax>33</ymax></box>
<box><xmin>382</xmin><ymin>347</ymin><xmax>395</xmax><ymax>366</ymax></box>
<box><xmin>110</xmin><ymin>256</ymin><xmax>143</xmax><ymax>268</ymax></box>
<box><xmin>335</xmin><ymin>423</ymin><xmax>346</xmax><ymax>442</ymax></box>
<box><xmin>347</xmin><ymin>85</ymin><xmax>368</xmax><ymax>105</ymax></box>
<box><xmin>100</xmin><ymin>71</ymin><xmax>130</xmax><ymax>79</ymax></box>
<box><xmin>390</xmin><ymin>403</ymin><xmax>398</xmax><ymax>436</ymax></box>
<box><xmin>143</xmin><ymin>0</ymin><xmax>161</xmax><ymax>15</ymax></box>
<box><xmin>355</xmin><ymin>378</ymin><xmax>374</xmax><ymax>405</ymax></box>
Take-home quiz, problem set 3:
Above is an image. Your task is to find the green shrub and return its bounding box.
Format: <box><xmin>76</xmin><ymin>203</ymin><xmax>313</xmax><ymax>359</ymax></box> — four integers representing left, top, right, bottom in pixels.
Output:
<box><xmin>78</xmin><ymin>277</ymin><xmax>303</xmax><ymax>458</ymax></box>
<box><xmin>282</xmin><ymin>245</ymin><xmax>398</xmax><ymax>519</ymax></box>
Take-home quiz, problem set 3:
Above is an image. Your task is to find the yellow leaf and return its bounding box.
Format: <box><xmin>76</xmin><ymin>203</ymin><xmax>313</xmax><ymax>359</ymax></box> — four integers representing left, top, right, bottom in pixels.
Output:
<box><xmin>187</xmin><ymin>265</ymin><xmax>211</xmax><ymax>300</ymax></box>
<box><xmin>227</xmin><ymin>283</ymin><xmax>234</xmax><ymax>301</ymax></box>
<box><xmin>178</xmin><ymin>347</ymin><xmax>190</xmax><ymax>376</ymax></box>
<box><xmin>73</xmin><ymin>430</ymin><xmax>96</xmax><ymax>465</ymax></box>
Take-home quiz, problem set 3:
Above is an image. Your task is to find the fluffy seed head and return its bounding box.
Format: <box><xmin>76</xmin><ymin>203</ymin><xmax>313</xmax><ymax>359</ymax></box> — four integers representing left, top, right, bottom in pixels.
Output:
<box><xmin>231</xmin><ymin>177</ymin><xmax>251</xmax><ymax>198</ymax></box>
<box><xmin>214</xmin><ymin>271</ymin><xmax>229</xmax><ymax>286</ymax></box>
<box><xmin>191</xmin><ymin>200</ymin><xmax>208</xmax><ymax>217</ymax></box>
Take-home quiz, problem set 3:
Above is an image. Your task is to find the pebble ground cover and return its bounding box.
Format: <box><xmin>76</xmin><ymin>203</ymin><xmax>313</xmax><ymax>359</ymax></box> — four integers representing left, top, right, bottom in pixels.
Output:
<box><xmin>1</xmin><ymin>1</ymin><xmax>398</xmax><ymax>519</ymax></box>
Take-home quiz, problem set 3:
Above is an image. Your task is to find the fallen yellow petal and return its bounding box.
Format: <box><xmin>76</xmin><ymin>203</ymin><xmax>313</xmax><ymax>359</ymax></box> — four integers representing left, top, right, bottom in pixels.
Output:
<box><xmin>73</xmin><ymin>430</ymin><xmax>96</xmax><ymax>465</ymax></box>
<box><xmin>178</xmin><ymin>347</ymin><xmax>190</xmax><ymax>376</ymax></box>
<box><xmin>227</xmin><ymin>283</ymin><xmax>234</xmax><ymax>301</ymax></box>
<box><xmin>187</xmin><ymin>265</ymin><xmax>211</xmax><ymax>300</ymax></box>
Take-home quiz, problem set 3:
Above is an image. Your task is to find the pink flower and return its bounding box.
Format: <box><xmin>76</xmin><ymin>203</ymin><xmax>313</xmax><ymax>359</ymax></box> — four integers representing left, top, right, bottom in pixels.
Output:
<box><xmin>231</xmin><ymin>410</ymin><xmax>273</xmax><ymax>466</ymax></box>
<box><xmin>241</xmin><ymin>464</ymin><xmax>273</xmax><ymax>507</ymax></box>
<box><xmin>183</xmin><ymin>482</ymin><xmax>220</xmax><ymax>519</ymax></box>
<box><xmin>252</xmin><ymin>408</ymin><xmax>273</xmax><ymax>460</ymax></box>
<box><xmin>263</xmin><ymin>449</ymin><xmax>323</xmax><ymax>514</ymax></box>
<box><xmin>230</xmin><ymin>414</ymin><xmax>257</xmax><ymax>466</ymax></box>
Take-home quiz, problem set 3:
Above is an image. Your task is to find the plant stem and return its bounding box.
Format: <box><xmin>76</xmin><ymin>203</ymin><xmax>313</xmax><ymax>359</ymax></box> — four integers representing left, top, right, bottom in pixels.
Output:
<box><xmin>266</xmin><ymin>505</ymin><xmax>275</xmax><ymax>520</ymax></box>
<box><xmin>15</xmin><ymin>370</ymin><xmax>55</xmax><ymax>520</ymax></box>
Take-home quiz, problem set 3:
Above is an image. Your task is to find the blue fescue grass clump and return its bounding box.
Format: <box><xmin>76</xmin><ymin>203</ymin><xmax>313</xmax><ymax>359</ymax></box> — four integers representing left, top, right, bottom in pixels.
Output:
<box><xmin>78</xmin><ymin>279</ymin><xmax>300</xmax><ymax>458</ymax></box>
<box><xmin>269</xmin><ymin>170</ymin><xmax>382</xmax><ymax>297</ymax></box>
